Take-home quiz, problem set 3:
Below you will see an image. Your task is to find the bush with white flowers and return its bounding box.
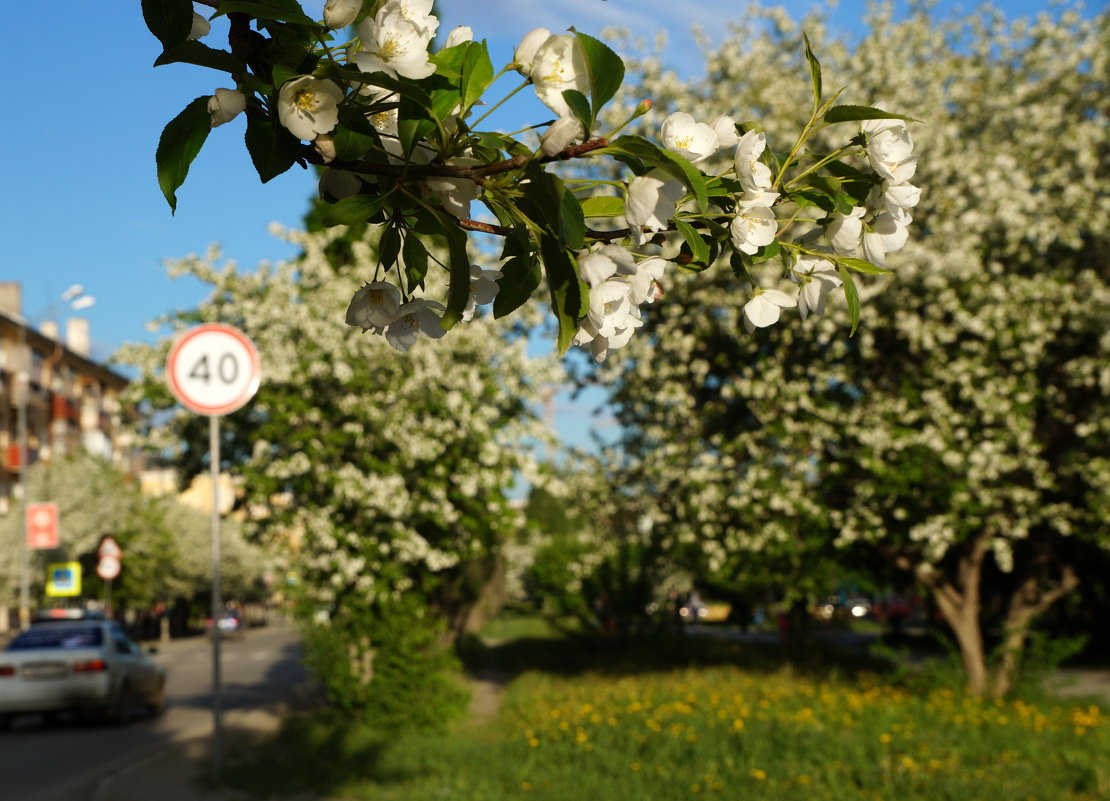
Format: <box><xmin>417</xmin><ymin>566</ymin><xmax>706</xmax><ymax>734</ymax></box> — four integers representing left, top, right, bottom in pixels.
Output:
<box><xmin>144</xmin><ymin>0</ymin><xmax>920</xmax><ymax>363</ymax></box>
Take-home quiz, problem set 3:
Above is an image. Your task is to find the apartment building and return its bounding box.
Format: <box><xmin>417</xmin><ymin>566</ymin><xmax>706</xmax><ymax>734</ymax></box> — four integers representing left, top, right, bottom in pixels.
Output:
<box><xmin>0</xmin><ymin>283</ymin><xmax>129</xmax><ymax>513</ymax></box>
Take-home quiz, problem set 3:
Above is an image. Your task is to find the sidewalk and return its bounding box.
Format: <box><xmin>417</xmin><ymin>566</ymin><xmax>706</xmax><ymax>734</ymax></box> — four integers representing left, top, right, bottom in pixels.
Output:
<box><xmin>90</xmin><ymin>707</ymin><xmax>301</xmax><ymax>801</ymax></box>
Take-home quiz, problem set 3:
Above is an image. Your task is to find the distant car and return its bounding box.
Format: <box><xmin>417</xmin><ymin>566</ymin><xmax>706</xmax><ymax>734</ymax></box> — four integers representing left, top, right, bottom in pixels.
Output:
<box><xmin>205</xmin><ymin>607</ymin><xmax>245</xmax><ymax>640</ymax></box>
<box><xmin>0</xmin><ymin>618</ymin><xmax>166</xmax><ymax>728</ymax></box>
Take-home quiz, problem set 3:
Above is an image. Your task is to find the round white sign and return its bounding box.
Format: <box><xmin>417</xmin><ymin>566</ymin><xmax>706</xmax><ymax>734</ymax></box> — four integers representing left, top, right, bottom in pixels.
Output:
<box><xmin>97</xmin><ymin>556</ymin><xmax>121</xmax><ymax>581</ymax></box>
<box><xmin>167</xmin><ymin>324</ymin><xmax>261</xmax><ymax>416</ymax></box>
<box><xmin>98</xmin><ymin>536</ymin><xmax>122</xmax><ymax>560</ymax></box>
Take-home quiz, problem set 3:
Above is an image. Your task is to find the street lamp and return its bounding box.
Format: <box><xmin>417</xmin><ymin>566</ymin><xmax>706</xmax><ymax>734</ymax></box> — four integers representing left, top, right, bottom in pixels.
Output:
<box><xmin>16</xmin><ymin>285</ymin><xmax>95</xmax><ymax>629</ymax></box>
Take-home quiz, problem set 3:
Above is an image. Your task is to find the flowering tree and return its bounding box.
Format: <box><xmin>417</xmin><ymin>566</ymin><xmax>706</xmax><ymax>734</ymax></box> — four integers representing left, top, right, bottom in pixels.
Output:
<box><xmin>116</xmin><ymin>223</ymin><xmax>557</xmax><ymax>722</ymax></box>
<box><xmin>0</xmin><ymin>454</ymin><xmax>257</xmax><ymax>614</ymax></box>
<box><xmin>143</xmin><ymin>0</ymin><xmax>921</xmax><ymax>364</ymax></box>
<box><xmin>590</xmin><ymin>4</ymin><xmax>1109</xmax><ymax>696</ymax></box>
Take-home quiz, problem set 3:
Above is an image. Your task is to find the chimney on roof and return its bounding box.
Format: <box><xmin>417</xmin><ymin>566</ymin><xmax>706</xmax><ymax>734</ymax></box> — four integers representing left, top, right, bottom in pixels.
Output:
<box><xmin>66</xmin><ymin>318</ymin><xmax>90</xmax><ymax>356</ymax></box>
<box><xmin>0</xmin><ymin>282</ymin><xmax>21</xmax><ymax>317</ymax></box>
<box><xmin>41</xmin><ymin>321</ymin><xmax>60</xmax><ymax>340</ymax></box>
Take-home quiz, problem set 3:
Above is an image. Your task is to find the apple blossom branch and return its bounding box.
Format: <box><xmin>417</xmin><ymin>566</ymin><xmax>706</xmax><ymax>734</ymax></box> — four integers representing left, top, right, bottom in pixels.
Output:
<box><xmin>305</xmin><ymin>138</ymin><xmax>611</xmax><ymax>183</ymax></box>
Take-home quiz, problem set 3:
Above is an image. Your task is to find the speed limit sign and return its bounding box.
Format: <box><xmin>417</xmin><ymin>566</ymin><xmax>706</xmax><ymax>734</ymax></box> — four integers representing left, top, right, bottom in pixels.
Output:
<box><xmin>166</xmin><ymin>323</ymin><xmax>261</xmax><ymax>416</ymax></box>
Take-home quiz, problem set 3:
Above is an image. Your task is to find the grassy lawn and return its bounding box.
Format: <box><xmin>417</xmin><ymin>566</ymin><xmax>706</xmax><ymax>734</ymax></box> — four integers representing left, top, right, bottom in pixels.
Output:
<box><xmin>221</xmin><ymin>623</ymin><xmax>1110</xmax><ymax>800</ymax></box>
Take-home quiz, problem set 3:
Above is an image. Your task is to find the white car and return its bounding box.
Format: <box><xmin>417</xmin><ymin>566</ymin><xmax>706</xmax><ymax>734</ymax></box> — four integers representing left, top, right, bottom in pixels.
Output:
<box><xmin>0</xmin><ymin>617</ymin><xmax>167</xmax><ymax>727</ymax></box>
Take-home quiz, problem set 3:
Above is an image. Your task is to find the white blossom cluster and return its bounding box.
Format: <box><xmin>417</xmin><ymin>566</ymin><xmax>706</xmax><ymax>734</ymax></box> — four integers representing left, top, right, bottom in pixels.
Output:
<box><xmin>556</xmin><ymin>3</ymin><xmax>1108</xmax><ymax>612</ymax></box>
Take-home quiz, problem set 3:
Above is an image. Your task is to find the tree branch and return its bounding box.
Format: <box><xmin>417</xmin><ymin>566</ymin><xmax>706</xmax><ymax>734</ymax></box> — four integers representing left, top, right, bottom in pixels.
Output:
<box><xmin>312</xmin><ymin>138</ymin><xmax>610</xmax><ymax>183</ymax></box>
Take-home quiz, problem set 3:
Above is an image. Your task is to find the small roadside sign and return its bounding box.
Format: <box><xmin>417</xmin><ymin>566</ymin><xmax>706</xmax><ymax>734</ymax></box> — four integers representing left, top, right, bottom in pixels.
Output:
<box><xmin>97</xmin><ymin>556</ymin><xmax>121</xmax><ymax>581</ymax></box>
<box><xmin>98</xmin><ymin>535</ymin><xmax>122</xmax><ymax>560</ymax></box>
<box><xmin>26</xmin><ymin>502</ymin><xmax>59</xmax><ymax>549</ymax></box>
<box><xmin>46</xmin><ymin>562</ymin><xmax>82</xmax><ymax>597</ymax></box>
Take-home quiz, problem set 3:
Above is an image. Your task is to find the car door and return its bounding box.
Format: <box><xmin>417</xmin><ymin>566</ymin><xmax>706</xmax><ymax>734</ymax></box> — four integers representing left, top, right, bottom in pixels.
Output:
<box><xmin>108</xmin><ymin>625</ymin><xmax>156</xmax><ymax>698</ymax></box>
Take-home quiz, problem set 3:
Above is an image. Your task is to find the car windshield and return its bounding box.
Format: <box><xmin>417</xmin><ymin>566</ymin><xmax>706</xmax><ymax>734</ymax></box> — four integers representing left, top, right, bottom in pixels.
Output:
<box><xmin>6</xmin><ymin>626</ymin><xmax>103</xmax><ymax>650</ymax></box>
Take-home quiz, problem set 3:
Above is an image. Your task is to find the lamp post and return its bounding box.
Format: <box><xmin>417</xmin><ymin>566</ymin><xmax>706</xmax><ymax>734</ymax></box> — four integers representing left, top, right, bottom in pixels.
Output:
<box><xmin>16</xmin><ymin>285</ymin><xmax>95</xmax><ymax>629</ymax></box>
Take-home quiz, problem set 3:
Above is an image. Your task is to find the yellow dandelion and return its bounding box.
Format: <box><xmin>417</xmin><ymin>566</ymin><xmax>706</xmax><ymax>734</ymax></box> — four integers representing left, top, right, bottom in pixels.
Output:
<box><xmin>522</xmin><ymin>781</ymin><xmax>533</xmax><ymax>791</ymax></box>
<box><xmin>750</xmin><ymin>769</ymin><xmax>767</xmax><ymax>781</ymax></box>
<box><xmin>879</xmin><ymin>733</ymin><xmax>893</xmax><ymax>744</ymax></box>
<box><xmin>528</xmin><ymin>737</ymin><xmax>540</xmax><ymax>748</ymax></box>
<box><xmin>630</xmin><ymin>762</ymin><xmax>641</xmax><ymax>772</ymax></box>
<box><xmin>692</xmin><ymin>783</ymin><xmax>702</xmax><ymax>793</ymax></box>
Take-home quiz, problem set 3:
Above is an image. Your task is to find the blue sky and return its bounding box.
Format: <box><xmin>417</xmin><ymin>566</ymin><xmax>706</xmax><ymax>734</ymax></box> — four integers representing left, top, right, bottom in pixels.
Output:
<box><xmin>2</xmin><ymin>0</ymin><xmax>1071</xmax><ymax>446</ymax></box>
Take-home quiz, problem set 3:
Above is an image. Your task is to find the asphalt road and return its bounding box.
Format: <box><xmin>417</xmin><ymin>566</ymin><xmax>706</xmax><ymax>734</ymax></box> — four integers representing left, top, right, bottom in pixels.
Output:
<box><xmin>0</xmin><ymin>620</ymin><xmax>309</xmax><ymax>801</ymax></box>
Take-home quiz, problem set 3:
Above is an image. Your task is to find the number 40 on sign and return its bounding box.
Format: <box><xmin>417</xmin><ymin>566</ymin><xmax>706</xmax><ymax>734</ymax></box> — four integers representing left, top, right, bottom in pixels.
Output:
<box><xmin>167</xmin><ymin>324</ymin><xmax>261</xmax><ymax>416</ymax></box>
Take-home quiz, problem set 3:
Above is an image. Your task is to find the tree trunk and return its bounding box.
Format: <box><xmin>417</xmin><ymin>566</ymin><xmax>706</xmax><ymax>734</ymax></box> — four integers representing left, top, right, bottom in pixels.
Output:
<box><xmin>991</xmin><ymin>566</ymin><xmax>1079</xmax><ymax>697</ymax></box>
<box><xmin>906</xmin><ymin>535</ymin><xmax>990</xmax><ymax>696</ymax></box>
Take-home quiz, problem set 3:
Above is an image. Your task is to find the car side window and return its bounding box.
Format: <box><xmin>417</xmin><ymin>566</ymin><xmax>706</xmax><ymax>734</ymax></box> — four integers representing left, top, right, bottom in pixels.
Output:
<box><xmin>110</xmin><ymin>626</ymin><xmax>134</xmax><ymax>655</ymax></box>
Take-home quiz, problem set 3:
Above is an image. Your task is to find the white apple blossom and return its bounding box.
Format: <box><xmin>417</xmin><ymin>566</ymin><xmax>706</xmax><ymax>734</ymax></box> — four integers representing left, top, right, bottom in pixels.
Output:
<box><xmin>577</xmin><ymin>243</ymin><xmax>635</xmax><ymax>288</ymax></box>
<box><xmin>627</xmin><ymin>257</ymin><xmax>668</xmax><ymax>305</ymax></box>
<box><xmin>355</xmin><ymin>7</ymin><xmax>437</xmax><ymax>80</ymax></box>
<box><xmin>660</xmin><ymin>112</ymin><xmax>719</xmax><ymax>164</ymax></box>
<box><xmin>278</xmin><ymin>76</ymin><xmax>342</xmax><ymax>141</ymax></box>
<box><xmin>461</xmin><ymin>265</ymin><xmax>502</xmax><ymax>322</ymax></box>
<box><xmin>385</xmin><ymin>299</ymin><xmax>447</xmax><ymax>351</ymax></box>
<box><xmin>625</xmin><ymin>172</ymin><xmax>684</xmax><ymax>243</ymax></box>
<box><xmin>587</xmin><ymin>279</ymin><xmax>636</xmax><ymax>338</ymax></box>
<box><xmin>512</xmin><ymin>28</ymin><xmax>551</xmax><ymax>77</ymax></box>
<box><xmin>790</xmin><ymin>254</ymin><xmax>842</xmax><ymax>320</ymax></box>
<box><xmin>710</xmin><ymin>114</ymin><xmax>739</xmax><ymax>149</ymax></box>
<box><xmin>530</xmin><ymin>34</ymin><xmax>589</xmax><ymax>118</ymax></box>
<box><xmin>734</xmin><ymin>130</ymin><xmax>774</xmax><ymax>192</ymax></box>
<box><xmin>188</xmin><ymin>12</ymin><xmax>211</xmax><ymax>40</ymax></box>
<box><xmin>443</xmin><ymin>25</ymin><xmax>472</xmax><ymax>48</ymax></box>
<box><xmin>423</xmin><ymin>157</ymin><xmax>480</xmax><ymax>218</ymax></box>
<box><xmin>861</xmin><ymin>212</ymin><xmax>910</xmax><ymax>266</ymax></box>
<box><xmin>540</xmin><ymin>116</ymin><xmax>586</xmax><ymax>156</ymax></box>
<box><xmin>729</xmin><ymin>198</ymin><xmax>777</xmax><ymax>255</ymax></box>
<box><xmin>208</xmin><ymin>88</ymin><xmax>246</xmax><ymax>127</ymax></box>
<box><xmin>313</xmin><ymin>133</ymin><xmax>337</xmax><ymax>163</ymax></box>
<box><xmin>742</xmin><ymin>289</ymin><xmax>797</xmax><ymax>333</ymax></box>
<box><xmin>346</xmin><ymin>281</ymin><xmax>402</xmax><ymax>331</ymax></box>
<box><xmin>864</xmin><ymin>118</ymin><xmax>918</xmax><ymax>183</ymax></box>
<box><xmin>323</xmin><ymin>0</ymin><xmax>361</xmax><ymax>29</ymax></box>
<box><xmin>825</xmin><ymin>206</ymin><xmax>866</xmax><ymax>255</ymax></box>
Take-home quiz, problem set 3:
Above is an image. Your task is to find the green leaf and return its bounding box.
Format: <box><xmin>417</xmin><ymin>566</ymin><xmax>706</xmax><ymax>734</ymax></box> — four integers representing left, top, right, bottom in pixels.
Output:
<box><xmin>459</xmin><ymin>41</ymin><xmax>494</xmax><ymax>114</ymax></box>
<box><xmin>332</xmin><ymin>124</ymin><xmax>376</xmax><ymax>161</ymax></box>
<box><xmin>540</xmin><ymin>235</ymin><xmax>585</xmax><ymax>355</ymax></box>
<box><xmin>520</xmin><ymin>166</ymin><xmax>585</xmax><ymax>250</ymax></box>
<box><xmin>402</xmin><ymin>233</ymin><xmax>429</xmax><ymax>290</ymax></box>
<box><xmin>271</xmin><ymin>65</ymin><xmax>301</xmax><ymax>91</ymax></box>
<box><xmin>142</xmin><ymin>0</ymin><xmax>194</xmax><ymax>51</ymax></box>
<box><xmin>320</xmin><ymin>193</ymin><xmax>388</xmax><ymax>227</ymax></box>
<box><xmin>675</xmin><ymin>220</ymin><xmax>709</xmax><ymax>266</ymax></box>
<box><xmin>244</xmin><ymin>114</ymin><xmax>303</xmax><ymax>183</ymax></box>
<box><xmin>838</xmin><ymin>266</ymin><xmax>861</xmax><ymax>335</ymax></box>
<box><xmin>803</xmin><ymin>32</ymin><xmax>822</xmax><ymax>109</ymax></box>
<box><xmin>379</xmin><ymin>225</ymin><xmax>402</xmax><ymax>272</ymax></box>
<box><xmin>439</xmin><ymin>218</ymin><xmax>473</xmax><ymax>330</ymax></box>
<box><xmin>838</xmin><ymin>257</ymin><xmax>892</xmax><ymax>275</ymax></box>
<box><xmin>493</xmin><ymin>254</ymin><xmax>541</xmax><ymax>318</ymax></box>
<box><xmin>561</xmin><ymin>90</ymin><xmax>593</xmax><ymax>128</ymax></box>
<box><xmin>791</xmin><ymin>189</ymin><xmax>835</xmax><ymax>213</ymax></box>
<box><xmin>153</xmin><ymin>41</ymin><xmax>244</xmax><ymax>74</ymax></box>
<box><xmin>823</xmin><ymin>105</ymin><xmax>918</xmax><ymax>125</ymax></box>
<box><xmin>214</xmin><ymin>0</ymin><xmax>317</xmax><ymax>26</ymax></box>
<box><xmin>575</xmin><ymin>31</ymin><xmax>625</xmax><ymax>119</ymax></box>
<box><xmin>156</xmin><ymin>96</ymin><xmax>212</xmax><ymax>213</ymax></box>
<box><xmin>751</xmin><ymin>239</ymin><xmax>782</xmax><ymax>264</ymax></box>
<box><xmin>599</xmin><ymin>136</ymin><xmax>708</xmax><ymax>213</ymax></box>
<box><xmin>580</xmin><ymin>195</ymin><xmax>625</xmax><ymax>218</ymax></box>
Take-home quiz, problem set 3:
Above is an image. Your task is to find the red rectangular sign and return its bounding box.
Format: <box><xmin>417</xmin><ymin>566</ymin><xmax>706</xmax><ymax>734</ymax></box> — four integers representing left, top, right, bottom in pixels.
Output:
<box><xmin>26</xmin><ymin>502</ymin><xmax>59</xmax><ymax>549</ymax></box>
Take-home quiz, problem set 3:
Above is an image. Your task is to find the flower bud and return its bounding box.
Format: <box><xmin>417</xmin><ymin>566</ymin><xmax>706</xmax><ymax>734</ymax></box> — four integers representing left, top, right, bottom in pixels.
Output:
<box><xmin>634</xmin><ymin>98</ymin><xmax>653</xmax><ymax>116</ymax></box>
<box><xmin>323</xmin><ymin>0</ymin><xmax>361</xmax><ymax>29</ymax></box>
<box><xmin>444</xmin><ymin>26</ymin><xmax>473</xmax><ymax>48</ymax></box>
<box><xmin>710</xmin><ymin>114</ymin><xmax>739</xmax><ymax>148</ymax></box>
<box><xmin>208</xmin><ymin>88</ymin><xmax>247</xmax><ymax>127</ymax></box>
<box><xmin>512</xmin><ymin>28</ymin><xmax>551</xmax><ymax>78</ymax></box>
<box><xmin>313</xmin><ymin>133</ymin><xmax>337</xmax><ymax>164</ymax></box>
<box><xmin>540</xmin><ymin>116</ymin><xmax>586</xmax><ymax>156</ymax></box>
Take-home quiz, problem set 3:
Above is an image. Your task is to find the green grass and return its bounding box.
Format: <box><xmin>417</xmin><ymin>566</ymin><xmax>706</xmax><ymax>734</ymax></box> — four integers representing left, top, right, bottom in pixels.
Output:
<box><xmin>219</xmin><ymin>621</ymin><xmax>1110</xmax><ymax>800</ymax></box>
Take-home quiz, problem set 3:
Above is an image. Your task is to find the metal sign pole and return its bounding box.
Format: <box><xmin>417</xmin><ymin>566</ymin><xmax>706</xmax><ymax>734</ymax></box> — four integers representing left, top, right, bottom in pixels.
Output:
<box><xmin>210</xmin><ymin>413</ymin><xmax>223</xmax><ymax>782</ymax></box>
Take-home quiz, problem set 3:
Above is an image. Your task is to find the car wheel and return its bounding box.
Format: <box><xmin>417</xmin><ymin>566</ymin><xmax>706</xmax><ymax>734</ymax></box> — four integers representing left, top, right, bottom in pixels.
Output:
<box><xmin>0</xmin><ymin>713</ymin><xmax>12</xmax><ymax>731</ymax></box>
<box><xmin>102</xmin><ymin>681</ymin><xmax>131</xmax><ymax>725</ymax></box>
<box><xmin>148</xmin><ymin>678</ymin><xmax>167</xmax><ymax>717</ymax></box>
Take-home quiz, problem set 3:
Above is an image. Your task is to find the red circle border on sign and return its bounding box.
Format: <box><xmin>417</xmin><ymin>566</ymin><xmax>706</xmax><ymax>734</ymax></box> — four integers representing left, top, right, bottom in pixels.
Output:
<box><xmin>166</xmin><ymin>323</ymin><xmax>261</xmax><ymax>417</ymax></box>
